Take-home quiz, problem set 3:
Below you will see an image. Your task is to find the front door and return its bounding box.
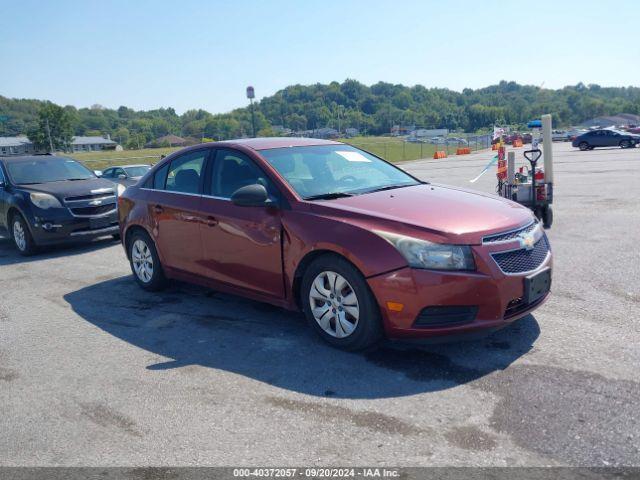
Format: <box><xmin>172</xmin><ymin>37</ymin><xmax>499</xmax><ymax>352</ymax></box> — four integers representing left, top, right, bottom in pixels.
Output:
<box><xmin>198</xmin><ymin>148</ymin><xmax>284</xmax><ymax>298</ymax></box>
<box><xmin>147</xmin><ymin>149</ymin><xmax>208</xmax><ymax>275</ymax></box>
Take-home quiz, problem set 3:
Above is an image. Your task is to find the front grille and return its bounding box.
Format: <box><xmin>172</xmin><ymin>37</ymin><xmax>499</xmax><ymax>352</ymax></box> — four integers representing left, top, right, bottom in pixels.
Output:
<box><xmin>504</xmin><ymin>294</ymin><xmax>547</xmax><ymax>319</ymax></box>
<box><xmin>483</xmin><ymin>220</ymin><xmax>538</xmax><ymax>244</ymax></box>
<box><xmin>69</xmin><ymin>204</ymin><xmax>116</xmax><ymax>216</ymax></box>
<box><xmin>413</xmin><ymin>306</ymin><xmax>478</xmax><ymax>328</ymax></box>
<box><xmin>491</xmin><ymin>235</ymin><xmax>550</xmax><ymax>274</ymax></box>
<box><xmin>65</xmin><ymin>191</ymin><xmax>114</xmax><ymax>202</ymax></box>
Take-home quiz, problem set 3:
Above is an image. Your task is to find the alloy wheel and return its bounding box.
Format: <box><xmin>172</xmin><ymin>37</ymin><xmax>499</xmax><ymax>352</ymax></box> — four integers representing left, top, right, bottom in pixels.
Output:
<box><xmin>132</xmin><ymin>239</ymin><xmax>154</xmax><ymax>283</ymax></box>
<box><xmin>13</xmin><ymin>220</ymin><xmax>26</xmax><ymax>251</ymax></box>
<box><xmin>309</xmin><ymin>271</ymin><xmax>359</xmax><ymax>338</ymax></box>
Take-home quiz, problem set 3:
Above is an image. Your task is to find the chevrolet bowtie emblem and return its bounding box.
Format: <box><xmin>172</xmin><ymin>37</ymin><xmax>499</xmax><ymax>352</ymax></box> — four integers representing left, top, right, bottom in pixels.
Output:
<box><xmin>89</xmin><ymin>199</ymin><xmax>103</xmax><ymax>206</ymax></box>
<box><xmin>518</xmin><ymin>232</ymin><xmax>535</xmax><ymax>251</ymax></box>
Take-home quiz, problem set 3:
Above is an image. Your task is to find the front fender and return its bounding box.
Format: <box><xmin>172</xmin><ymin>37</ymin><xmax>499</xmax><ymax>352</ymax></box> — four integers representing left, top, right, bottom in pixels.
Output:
<box><xmin>282</xmin><ymin>210</ymin><xmax>407</xmax><ymax>282</ymax></box>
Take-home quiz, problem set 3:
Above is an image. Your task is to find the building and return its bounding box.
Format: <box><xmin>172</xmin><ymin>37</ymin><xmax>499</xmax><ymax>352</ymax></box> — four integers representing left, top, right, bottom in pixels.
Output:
<box><xmin>0</xmin><ymin>136</ymin><xmax>36</xmax><ymax>155</ymax></box>
<box><xmin>146</xmin><ymin>134</ymin><xmax>187</xmax><ymax>148</ymax></box>
<box><xmin>1</xmin><ymin>135</ymin><xmax>119</xmax><ymax>155</ymax></box>
<box><xmin>581</xmin><ymin>114</ymin><xmax>640</xmax><ymax>128</ymax></box>
<box><xmin>71</xmin><ymin>136</ymin><xmax>118</xmax><ymax>152</ymax></box>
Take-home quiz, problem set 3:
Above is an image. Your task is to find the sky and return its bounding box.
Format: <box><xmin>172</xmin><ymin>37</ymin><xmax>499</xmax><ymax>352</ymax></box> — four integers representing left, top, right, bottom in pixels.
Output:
<box><xmin>2</xmin><ymin>0</ymin><xmax>639</xmax><ymax>114</ymax></box>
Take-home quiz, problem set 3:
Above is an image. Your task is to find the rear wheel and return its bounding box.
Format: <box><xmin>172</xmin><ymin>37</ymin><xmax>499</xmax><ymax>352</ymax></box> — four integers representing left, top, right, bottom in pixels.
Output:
<box><xmin>578</xmin><ymin>142</ymin><xmax>590</xmax><ymax>151</ymax></box>
<box><xmin>128</xmin><ymin>231</ymin><xmax>166</xmax><ymax>291</ymax></box>
<box><xmin>11</xmin><ymin>213</ymin><xmax>36</xmax><ymax>256</ymax></box>
<box><xmin>301</xmin><ymin>254</ymin><xmax>382</xmax><ymax>351</ymax></box>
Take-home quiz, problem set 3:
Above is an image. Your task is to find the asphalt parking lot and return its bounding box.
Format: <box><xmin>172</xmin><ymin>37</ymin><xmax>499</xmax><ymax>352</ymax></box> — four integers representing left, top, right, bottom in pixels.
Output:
<box><xmin>0</xmin><ymin>142</ymin><xmax>638</xmax><ymax>467</ymax></box>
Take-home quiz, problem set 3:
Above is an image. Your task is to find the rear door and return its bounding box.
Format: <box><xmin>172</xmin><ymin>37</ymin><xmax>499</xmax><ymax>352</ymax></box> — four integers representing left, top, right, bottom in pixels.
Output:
<box><xmin>198</xmin><ymin>148</ymin><xmax>284</xmax><ymax>298</ymax></box>
<box><xmin>145</xmin><ymin>149</ymin><xmax>209</xmax><ymax>275</ymax></box>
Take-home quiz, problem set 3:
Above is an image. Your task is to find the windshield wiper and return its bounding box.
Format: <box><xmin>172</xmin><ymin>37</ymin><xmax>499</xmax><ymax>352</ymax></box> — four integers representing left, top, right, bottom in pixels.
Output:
<box><xmin>361</xmin><ymin>183</ymin><xmax>415</xmax><ymax>194</ymax></box>
<box><xmin>67</xmin><ymin>177</ymin><xmax>90</xmax><ymax>181</ymax></box>
<box><xmin>304</xmin><ymin>192</ymin><xmax>354</xmax><ymax>201</ymax></box>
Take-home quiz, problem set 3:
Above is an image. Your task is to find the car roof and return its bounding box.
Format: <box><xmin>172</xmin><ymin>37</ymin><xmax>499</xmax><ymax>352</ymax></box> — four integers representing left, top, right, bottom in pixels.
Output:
<box><xmin>214</xmin><ymin>137</ymin><xmax>342</xmax><ymax>151</ymax></box>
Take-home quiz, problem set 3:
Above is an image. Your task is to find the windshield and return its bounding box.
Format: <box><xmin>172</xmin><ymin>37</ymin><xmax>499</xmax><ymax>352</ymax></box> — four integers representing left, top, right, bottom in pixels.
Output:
<box><xmin>124</xmin><ymin>165</ymin><xmax>151</xmax><ymax>177</ymax></box>
<box><xmin>6</xmin><ymin>157</ymin><xmax>95</xmax><ymax>185</ymax></box>
<box><xmin>260</xmin><ymin>145</ymin><xmax>420</xmax><ymax>199</ymax></box>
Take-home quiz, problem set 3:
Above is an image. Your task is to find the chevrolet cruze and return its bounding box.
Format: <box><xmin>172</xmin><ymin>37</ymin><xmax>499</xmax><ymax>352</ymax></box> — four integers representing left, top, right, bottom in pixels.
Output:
<box><xmin>118</xmin><ymin>138</ymin><xmax>552</xmax><ymax>350</ymax></box>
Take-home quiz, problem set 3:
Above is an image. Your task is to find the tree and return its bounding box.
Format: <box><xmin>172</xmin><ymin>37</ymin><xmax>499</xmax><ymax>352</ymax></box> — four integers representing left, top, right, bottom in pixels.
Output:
<box><xmin>27</xmin><ymin>102</ymin><xmax>74</xmax><ymax>152</ymax></box>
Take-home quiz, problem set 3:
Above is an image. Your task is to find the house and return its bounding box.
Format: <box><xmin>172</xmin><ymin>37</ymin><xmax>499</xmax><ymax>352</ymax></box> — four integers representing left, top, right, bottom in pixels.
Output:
<box><xmin>71</xmin><ymin>136</ymin><xmax>118</xmax><ymax>152</ymax></box>
<box><xmin>146</xmin><ymin>134</ymin><xmax>187</xmax><ymax>148</ymax></box>
<box><xmin>344</xmin><ymin>128</ymin><xmax>359</xmax><ymax>138</ymax></box>
<box><xmin>0</xmin><ymin>136</ymin><xmax>36</xmax><ymax>155</ymax></box>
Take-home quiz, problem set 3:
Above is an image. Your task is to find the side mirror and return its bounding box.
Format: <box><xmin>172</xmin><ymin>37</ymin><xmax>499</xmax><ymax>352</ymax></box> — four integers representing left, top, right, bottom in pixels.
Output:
<box><xmin>118</xmin><ymin>174</ymin><xmax>127</xmax><ymax>179</ymax></box>
<box><xmin>230</xmin><ymin>184</ymin><xmax>276</xmax><ymax>207</ymax></box>
<box><xmin>94</xmin><ymin>170</ymin><xmax>103</xmax><ymax>177</ymax></box>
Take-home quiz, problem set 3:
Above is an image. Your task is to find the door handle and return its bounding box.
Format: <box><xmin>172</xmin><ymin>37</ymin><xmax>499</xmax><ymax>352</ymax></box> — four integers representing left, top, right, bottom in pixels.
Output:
<box><xmin>153</xmin><ymin>204</ymin><xmax>164</xmax><ymax>214</ymax></box>
<box><xmin>205</xmin><ymin>216</ymin><xmax>218</xmax><ymax>227</ymax></box>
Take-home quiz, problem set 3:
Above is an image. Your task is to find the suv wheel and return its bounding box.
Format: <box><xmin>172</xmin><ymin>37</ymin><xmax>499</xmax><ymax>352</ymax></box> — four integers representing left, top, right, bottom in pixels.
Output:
<box><xmin>578</xmin><ymin>142</ymin><xmax>590</xmax><ymax>151</ymax></box>
<box><xmin>301</xmin><ymin>254</ymin><xmax>382</xmax><ymax>351</ymax></box>
<box><xmin>128</xmin><ymin>231</ymin><xmax>166</xmax><ymax>291</ymax></box>
<box><xmin>11</xmin><ymin>213</ymin><xmax>36</xmax><ymax>256</ymax></box>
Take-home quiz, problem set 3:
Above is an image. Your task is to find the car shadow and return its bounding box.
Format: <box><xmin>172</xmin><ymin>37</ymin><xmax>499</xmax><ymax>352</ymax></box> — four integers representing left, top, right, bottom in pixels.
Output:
<box><xmin>0</xmin><ymin>235</ymin><xmax>118</xmax><ymax>266</ymax></box>
<box><xmin>64</xmin><ymin>276</ymin><xmax>540</xmax><ymax>399</ymax></box>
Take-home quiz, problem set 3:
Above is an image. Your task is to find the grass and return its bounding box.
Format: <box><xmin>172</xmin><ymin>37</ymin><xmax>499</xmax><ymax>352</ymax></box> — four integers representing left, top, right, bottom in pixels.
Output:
<box><xmin>69</xmin><ymin>147</ymin><xmax>180</xmax><ymax>170</ymax></box>
<box><xmin>68</xmin><ymin>136</ymin><xmax>490</xmax><ymax>169</ymax></box>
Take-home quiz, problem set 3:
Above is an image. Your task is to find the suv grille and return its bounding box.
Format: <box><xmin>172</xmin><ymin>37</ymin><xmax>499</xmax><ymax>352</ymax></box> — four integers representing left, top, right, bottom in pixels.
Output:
<box><xmin>69</xmin><ymin>204</ymin><xmax>116</xmax><ymax>216</ymax></box>
<box><xmin>491</xmin><ymin>235</ymin><xmax>550</xmax><ymax>274</ymax></box>
<box><xmin>483</xmin><ymin>220</ymin><xmax>538</xmax><ymax>244</ymax></box>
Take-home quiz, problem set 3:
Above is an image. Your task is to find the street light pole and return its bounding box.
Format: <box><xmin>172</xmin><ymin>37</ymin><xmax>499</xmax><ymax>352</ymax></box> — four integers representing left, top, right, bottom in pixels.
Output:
<box><xmin>246</xmin><ymin>86</ymin><xmax>256</xmax><ymax>138</ymax></box>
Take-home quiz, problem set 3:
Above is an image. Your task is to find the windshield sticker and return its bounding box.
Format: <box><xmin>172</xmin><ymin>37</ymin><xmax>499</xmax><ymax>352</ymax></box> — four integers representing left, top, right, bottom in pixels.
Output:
<box><xmin>336</xmin><ymin>151</ymin><xmax>372</xmax><ymax>163</ymax></box>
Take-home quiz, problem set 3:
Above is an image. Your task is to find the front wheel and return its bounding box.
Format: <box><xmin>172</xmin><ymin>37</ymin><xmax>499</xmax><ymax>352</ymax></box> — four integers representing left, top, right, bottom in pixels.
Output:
<box><xmin>578</xmin><ymin>142</ymin><xmax>590</xmax><ymax>151</ymax></box>
<box><xmin>301</xmin><ymin>254</ymin><xmax>382</xmax><ymax>351</ymax></box>
<box><xmin>128</xmin><ymin>231</ymin><xmax>166</xmax><ymax>291</ymax></box>
<box><xmin>620</xmin><ymin>140</ymin><xmax>632</xmax><ymax>149</ymax></box>
<box><xmin>11</xmin><ymin>213</ymin><xmax>37</xmax><ymax>256</ymax></box>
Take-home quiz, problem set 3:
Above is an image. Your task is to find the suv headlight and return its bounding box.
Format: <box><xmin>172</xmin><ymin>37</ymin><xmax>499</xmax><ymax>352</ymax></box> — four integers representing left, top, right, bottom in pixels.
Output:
<box><xmin>375</xmin><ymin>231</ymin><xmax>476</xmax><ymax>271</ymax></box>
<box><xmin>29</xmin><ymin>192</ymin><xmax>63</xmax><ymax>209</ymax></box>
<box><xmin>116</xmin><ymin>183</ymin><xmax>126</xmax><ymax>196</ymax></box>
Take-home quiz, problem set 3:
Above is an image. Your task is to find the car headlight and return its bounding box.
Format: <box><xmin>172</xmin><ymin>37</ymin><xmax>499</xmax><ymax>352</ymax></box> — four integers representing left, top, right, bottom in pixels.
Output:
<box><xmin>116</xmin><ymin>183</ymin><xmax>126</xmax><ymax>196</ymax></box>
<box><xmin>375</xmin><ymin>230</ymin><xmax>475</xmax><ymax>271</ymax></box>
<box><xmin>29</xmin><ymin>192</ymin><xmax>63</xmax><ymax>209</ymax></box>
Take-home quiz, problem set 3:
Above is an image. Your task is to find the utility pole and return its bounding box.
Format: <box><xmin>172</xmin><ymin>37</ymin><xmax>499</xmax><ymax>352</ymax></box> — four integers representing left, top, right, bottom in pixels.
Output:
<box><xmin>45</xmin><ymin>117</ymin><xmax>54</xmax><ymax>153</ymax></box>
<box><xmin>246</xmin><ymin>86</ymin><xmax>256</xmax><ymax>137</ymax></box>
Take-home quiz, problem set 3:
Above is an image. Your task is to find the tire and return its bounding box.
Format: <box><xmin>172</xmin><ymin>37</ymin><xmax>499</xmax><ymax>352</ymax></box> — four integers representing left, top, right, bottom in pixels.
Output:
<box><xmin>301</xmin><ymin>254</ymin><xmax>382</xmax><ymax>351</ymax></box>
<box><xmin>620</xmin><ymin>140</ymin><xmax>631</xmax><ymax>149</ymax></box>
<box><xmin>578</xmin><ymin>142</ymin><xmax>590</xmax><ymax>151</ymax></box>
<box><xmin>10</xmin><ymin>213</ymin><xmax>37</xmax><ymax>256</ymax></box>
<box><xmin>128</xmin><ymin>230</ymin><xmax>166</xmax><ymax>291</ymax></box>
<box><xmin>542</xmin><ymin>206</ymin><xmax>553</xmax><ymax>229</ymax></box>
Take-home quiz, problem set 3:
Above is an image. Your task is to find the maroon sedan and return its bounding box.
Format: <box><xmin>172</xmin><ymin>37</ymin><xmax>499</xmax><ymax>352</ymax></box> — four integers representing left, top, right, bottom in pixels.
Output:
<box><xmin>118</xmin><ymin>138</ymin><xmax>551</xmax><ymax>350</ymax></box>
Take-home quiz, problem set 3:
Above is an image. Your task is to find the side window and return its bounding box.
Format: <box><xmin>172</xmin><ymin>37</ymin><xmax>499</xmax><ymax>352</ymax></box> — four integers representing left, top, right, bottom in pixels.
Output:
<box><xmin>165</xmin><ymin>150</ymin><xmax>207</xmax><ymax>194</ymax></box>
<box><xmin>102</xmin><ymin>168</ymin><xmax>113</xmax><ymax>178</ymax></box>
<box><xmin>153</xmin><ymin>163</ymin><xmax>170</xmax><ymax>190</ymax></box>
<box><xmin>114</xmin><ymin>168</ymin><xmax>126</xmax><ymax>177</ymax></box>
<box><xmin>0</xmin><ymin>165</ymin><xmax>5</xmax><ymax>183</ymax></box>
<box><xmin>210</xmin><ymin>149</ymin><xmax>272</xmax><ymax>198</ymax></box>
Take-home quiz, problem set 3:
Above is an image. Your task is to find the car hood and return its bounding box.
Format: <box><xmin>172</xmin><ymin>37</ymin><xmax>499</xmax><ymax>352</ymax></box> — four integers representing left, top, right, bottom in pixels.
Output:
<box><xmin>310</xmin><ymin>183</ymin><xmax>534</xmax><ymax>244</ymax></box>
<box><xmin>18</xmin><ymin>177</ymin><xmax>117</xmax><ymax>200</ymax></box>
